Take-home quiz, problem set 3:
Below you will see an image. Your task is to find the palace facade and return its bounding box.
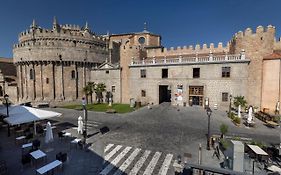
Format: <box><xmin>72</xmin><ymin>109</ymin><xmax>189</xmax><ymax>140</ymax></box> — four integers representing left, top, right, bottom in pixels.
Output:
<box><xmin>11</xmin><ymin>18</ymin><xmax>281</xmax><ymax>112</ymax></box>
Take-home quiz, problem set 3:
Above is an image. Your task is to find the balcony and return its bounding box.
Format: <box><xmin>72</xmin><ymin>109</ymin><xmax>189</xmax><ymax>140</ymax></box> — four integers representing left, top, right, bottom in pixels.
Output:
<box><xmin>130</xmin><ymin>51</ymin><xmax>250</xmax><ymax>67</ymax></box>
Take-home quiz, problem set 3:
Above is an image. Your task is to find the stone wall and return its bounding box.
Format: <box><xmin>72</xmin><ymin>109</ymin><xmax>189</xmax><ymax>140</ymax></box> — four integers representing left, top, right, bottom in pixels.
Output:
<box><xmin>13</xmin><ymin>20</ymin><xmax>109</xmax><ymax>104</ymax></box>
<box><xmin>229</xmin><ymin>25</ymin><xmax>275</xmax><ymax>109</ymax></box>
<box><xmin>129</xmin><ymin>62</ymin><xmax>249</xmax><ymax>110</ymax></box>
<box><xmin>90</xmin><ymin>68</ymin><xmax>121</xmax><ymax>103</ymax></box>
<box><xmin>261</xmin><ymin>59</ymin><xmax>281</xmax><ymax>112</ymax></box>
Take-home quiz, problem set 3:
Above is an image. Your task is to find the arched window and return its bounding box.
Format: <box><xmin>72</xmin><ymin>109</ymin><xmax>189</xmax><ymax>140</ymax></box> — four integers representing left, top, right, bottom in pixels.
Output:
<box><xmin>0</xmin><ymin>86</ymin><xmax>3</xmax><ymax>96</ymax></box>
<box><xmin>30</xmin><ymin>69</ymin><xmax>34</xmax><ymax>80</ymax></box>
<box><xmin>71</xmin><ymin>70</ymin><xmax>76</xmax><ymax>79</ymax></box>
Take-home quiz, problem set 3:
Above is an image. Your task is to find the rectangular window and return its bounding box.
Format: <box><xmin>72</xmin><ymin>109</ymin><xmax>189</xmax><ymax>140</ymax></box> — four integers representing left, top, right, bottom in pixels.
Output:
<box><xmin>141</xmin><ymin>90</ymin><xmax>146</xmax><ymax>97</ymax></box>
<box><xmin>140</xmin><ymin>69</ymin><xmax>146</xmax><ymax>78</ymax></box>
<box><xmin>162</xmin><ymin>69</ymin><xmax>168</xmax><ymax>78</ymax></box>
<box><xmin>222</xmin><ymin>67</ymin><xmax>231</xmax><ymax>77</ymax></box>
<box><xmin>193</xmin><ymin>68</ymin><xmax>200</xmax><ymax>78</ymax></box>
<box><xmin>46</xmin><ymin>78</ymin><xmax>49</xmax><ymax>84</ymax></box>
<box><xmin>106</xmin><ymin>70</ymin><xmax>109</xmax><ymax>74</ymax></box>
<box><xmin>112</xmin><ymin>86</ymin><xmax>115</xmax><ymax>93</ymax></box>
<box><xmin>222</xmin><ymin>92</ymin><xmax>229</xmax><ymax>102</ymax></box>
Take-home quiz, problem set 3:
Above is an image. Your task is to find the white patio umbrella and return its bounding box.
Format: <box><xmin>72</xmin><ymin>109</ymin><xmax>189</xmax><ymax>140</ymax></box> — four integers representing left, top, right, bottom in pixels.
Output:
<box><xmin>238</xmin><ymin>105</ymin><xmax>241</xmax><ymax>118</ymax></box>
<box><xmin>45</xmin><ymin>122</ymin><xmax>54</xmax><ymax>143</ymax></box>
<box><xmin>77</xmin><ymin>116</ymin><xmax>83</xmax><ymax>134</ymax></box>
<box><xmin>247</xmin><ymin>106</ymin><xmax>253</xmax><ymax>123</ymax></box>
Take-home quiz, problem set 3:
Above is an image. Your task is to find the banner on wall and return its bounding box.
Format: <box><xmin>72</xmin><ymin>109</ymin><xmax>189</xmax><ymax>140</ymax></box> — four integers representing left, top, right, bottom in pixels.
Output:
<box><xmin>176</xmin><ymin>85</ymin><xmax>183</xmax><ymax>101</ymax></box>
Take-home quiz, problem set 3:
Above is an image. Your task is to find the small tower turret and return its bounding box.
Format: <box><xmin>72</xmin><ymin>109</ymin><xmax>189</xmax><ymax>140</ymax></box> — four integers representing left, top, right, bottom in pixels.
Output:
<box><xmin>30</xmin><ymin>19</ymin><xmax>37</xmax><ymax>29</ymax></box>
<box><xmin>52</xmin><ymin>16</ymin><xmax>60</xmax><ymax>32</ymax></box>
<box><xmin>143</xmin><ymin>22</ymin><xmax>149</xmax><ymax>33</ymax></box>
<box><xmin>84</xmin><ymin>21</ymin><xmax>90</xmax><ymax>32</ymax></box>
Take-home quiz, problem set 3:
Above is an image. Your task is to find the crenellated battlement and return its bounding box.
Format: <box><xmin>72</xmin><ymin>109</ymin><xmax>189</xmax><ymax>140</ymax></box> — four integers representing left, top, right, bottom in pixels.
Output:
<box><xmin>147</xmin><ymin>42</ymin><xmax>229</xmax><ymax>58</ymax></box>
<box><xmin>16</xmin><ymin>19</ymin><xmax>106</xmax><ymax>50</ymax></box>
<box><xmin>232</xmin><ymin>25</ymin><xmax>275</xmax><ymax>39</ymax></box>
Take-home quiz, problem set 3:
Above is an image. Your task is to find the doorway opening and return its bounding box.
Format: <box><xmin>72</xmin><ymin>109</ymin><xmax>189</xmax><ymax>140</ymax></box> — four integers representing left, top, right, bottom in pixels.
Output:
<box><xmin>159</xmin><ymin>85</ymin><xmax>171</xmax><ymax>104</ymax></box>
<box><xmin>189</xmin><ymin>86</ymin><xmax>204</xmax><ymax>106</ymax></box>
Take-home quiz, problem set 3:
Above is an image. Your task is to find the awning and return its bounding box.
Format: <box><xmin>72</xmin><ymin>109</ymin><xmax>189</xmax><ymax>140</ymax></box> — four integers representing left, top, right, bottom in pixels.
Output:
<box><xmin>247</xmin><ymin>144</ymin><xmax>268</xmax><ymax>156</ymax></box>
<box><xmin>0</xmin><ymin>105</ymin><xmax>61</xmax><ymax>125</ymax></box>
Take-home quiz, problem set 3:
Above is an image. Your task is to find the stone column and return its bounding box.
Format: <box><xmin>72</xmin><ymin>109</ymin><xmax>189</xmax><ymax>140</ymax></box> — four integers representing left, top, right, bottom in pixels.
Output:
<box><xmin>61</xmin><ymin>60</ymin><xmax>65</xmax><ymax>100</ymax></box>
<box><xmin>32</xmin><ymin>63</ymin><xmax>36</xmax><ymax>100</ymax></box>
<box><xmin>52</xmin><ymin>62</ymin><xmax>56</xmax><ymax>99</ymax></box>
<box><xmin>40</xmin><ymin>62</ymin><xmax>44</xmax><ymax>100</ymax></box>
<box><xmin>75</xmin><ymin>63</ymin><xmax>78</xmax><ymax>99</ymax></box>
<box><xmin>25</xmin><ymin>64</ymin><xmax>28</xmax><ymax>99</ymax></box>
<box><xmin>83</xmin><ymin>61</ymin><xmax>86</xmax><ymax>87</ymax></box>
<box><xmin>18</xmin><ymin>64</ymin><xmax>23</xmax><ymax>99</ymax></box>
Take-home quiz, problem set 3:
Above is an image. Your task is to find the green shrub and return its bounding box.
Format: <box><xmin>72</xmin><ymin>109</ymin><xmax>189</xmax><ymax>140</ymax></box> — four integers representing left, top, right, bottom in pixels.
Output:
<box><xmin>273</xmin><ymin>116</ymin><xmax>280</xmax><ymax>123</ymax></box>
<box><xmin>220</xmin><ymin>123</ymin><xmax>228</xmax><ymax>136</ymax></box>
<box><xmin>228</xmin><ymin>112</ymin><xmax>235</xmax><ymax>120</ymax></box>
<box><xmin>220</xmin><ymin>139</ymin><xmax>229</xmax><ymax>150</ymax></box>
<box><xmin>233</xmin><ymin>117</ymin><xmax>241</xmax><ymax>124</ymax></box>
<box><xmin>233</xmin><ymin>96</ymin><xmax>247</xmax><ymax>108</ymax></box>
<box><xmin>250</xmin><ymin>140</ymin><xmax>265</xmax><ymax>148</ymax></box>
<box><xmin>233</xmin><ymin>136</ymin><xmax>241</xmax><ymax>141</ymax></box>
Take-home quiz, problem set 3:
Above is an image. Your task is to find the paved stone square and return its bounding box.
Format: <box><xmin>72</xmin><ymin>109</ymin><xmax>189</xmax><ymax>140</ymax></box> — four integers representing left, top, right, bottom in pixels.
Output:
<box><xmin>0</xmin><ymin>103</ymin><xmax>279</xmax><ymax>174</ymax></box>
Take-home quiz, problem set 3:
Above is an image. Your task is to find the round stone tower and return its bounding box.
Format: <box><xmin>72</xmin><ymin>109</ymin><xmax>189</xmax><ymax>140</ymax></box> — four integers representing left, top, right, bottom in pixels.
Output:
<box><xmin>13</xmin><ymin>18</ymin><xmax>109</xmax><ymax>104</ymax></box>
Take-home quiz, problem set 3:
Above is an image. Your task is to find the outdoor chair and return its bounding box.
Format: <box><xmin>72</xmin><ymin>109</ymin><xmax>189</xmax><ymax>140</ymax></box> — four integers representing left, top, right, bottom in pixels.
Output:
<box><xmin>78</xmin><ymin>140</ymin><xmax>84</xmax><ymax>149</ymax></box>
<box><xmin>23</xmin><ymin>128</ymin><xmax>30</xmax><ymax>135</ymax></box>
<box><xmin>58</xmin><ymin>131</ymin><xmax>65</xmax><ymax>139</ymax></box>
<box><xmin>21</xmin><ymin>154</ymin><xmax>31</xmax><ymax>166</ymax></box>
<box><xmin>61</xmin><ymin>153</ymin><xmax>67</xmax><ymax>163</ymax></box>
<box><xmin>25</xmin><ymin>133</ymin><xmax>33</xmax><ymax>142</ymax></box>
<box><xmin>56</xmin><ymin>152</ymin><xmax>62</xmax><ymax>160</ymax></box>
<box><xmin>32</xmin><ymin>139</ymin><xmax>40</xmax><ymax>150</ymax></box>
<box><xmin>56</xmin><ymin>152</ymin><xmax>67</xmax><ymax>163</ymax></box>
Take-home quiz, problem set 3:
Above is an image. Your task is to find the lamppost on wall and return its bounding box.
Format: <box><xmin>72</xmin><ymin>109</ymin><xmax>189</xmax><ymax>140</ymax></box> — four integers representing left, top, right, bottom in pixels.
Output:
<box><xmin>82</xmin><ymin>97</ymin><xmax>88</xmax><ymax>143</ymax></box>
<box><xmin>4</xmin><ymin>94</ymin><xmax>10</xmax><ymax>137</ymax></box>
<box><xmin>229</xmin><ymin>94</ymin><xmax>232</xmax><ymax>116</ymax></box>
<box><xmin>206</xmin><ymin>107</ymin><xmax>212</xmax><ymax>150</ymax></box>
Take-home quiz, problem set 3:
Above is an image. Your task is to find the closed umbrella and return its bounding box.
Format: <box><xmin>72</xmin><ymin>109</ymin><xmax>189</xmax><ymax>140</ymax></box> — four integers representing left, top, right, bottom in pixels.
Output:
<box><xmin>78</xmin><ymin>116</ymin><xmax>83</xmax><ymax>134</ymax></box>
<box><xmin>247</xmin><ymin>106</ymin><xmax>253</xmax><ymax>123</ymax></box>
<box><xmin>45</xmin><ymin>122</ymin><xmax>54</xmax><ymax>143</ymax></box>
<box><xmin>238</xmin><ymin>105</ymin><xmax>241</xmax><ymax>118</ymax></box>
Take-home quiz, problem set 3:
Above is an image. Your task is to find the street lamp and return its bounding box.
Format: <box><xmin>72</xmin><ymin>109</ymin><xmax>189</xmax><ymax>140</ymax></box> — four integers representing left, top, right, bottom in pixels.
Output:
<box><xmin>229</xmin><ymin>94</ymin><xmax>232</xmax><ymax>116</ymax></box>
<box><xmin>206</xmin><ymin>107</ymin><xmax>212</xmax><ymax>150</ymax></box>
<box><xmin>4</xmin><ymin>94</ymin><xmax>10</xmax><ymax>137</ymax></box>
<box><xmin>82</xmin><ymin>97</ymin><xmax>88</xmax><ymax>143</ymax></box>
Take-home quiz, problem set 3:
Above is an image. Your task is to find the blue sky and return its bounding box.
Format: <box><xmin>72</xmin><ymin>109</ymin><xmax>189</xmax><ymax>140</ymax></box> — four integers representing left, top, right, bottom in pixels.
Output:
<box><xmin>0</xmin><ymin>0</ymin><xmax>281</xmax><ymax>57</ymax></box>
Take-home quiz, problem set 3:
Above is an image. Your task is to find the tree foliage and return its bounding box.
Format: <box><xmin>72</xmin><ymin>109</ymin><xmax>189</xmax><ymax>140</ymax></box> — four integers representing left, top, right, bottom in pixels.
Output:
<box><xmin>82</xmin><ymin>82</ymin><xmax>95</xmax><ymax>104</ymax></box>
<box><xmin>94</xmin><ymin>83</ymin><xmax>106</xmax><ymax>103</ymax></box>
<box><xmin>233</xmin><ymin>96</ymin><xmax>247</xmax><ymax>108</ymax></box>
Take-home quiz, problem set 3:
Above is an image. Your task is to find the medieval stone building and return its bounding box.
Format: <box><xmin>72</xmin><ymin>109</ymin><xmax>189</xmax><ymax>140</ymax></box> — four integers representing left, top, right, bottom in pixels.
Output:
<box><xmin>12</xmin><ymin>19</ymin><xmax>281</xmax><ymax>112</ymax></box>
<box><xmin>13</xmin><ymin>18</ymin><xmax>109</xmax><ymax>103</ymax></box>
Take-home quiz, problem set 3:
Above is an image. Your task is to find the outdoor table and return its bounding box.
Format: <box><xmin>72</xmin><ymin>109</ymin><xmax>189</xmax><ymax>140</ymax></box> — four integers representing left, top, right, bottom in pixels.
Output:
<box><xmin>15</xmin><ymin>135</ymin><xmax>26</xmax><ymax>144</ymax></box>
<box><xmin>22</xmin><ymin>142</ymin><xmax>33</xmax><ymax>154</ymax></box>
<box><xmin>70</xmin><ymin>138</ymin><xmax>82</xmax><ymax>149</ymax></box>
<box><xmin>30</xmin><ymin>150</ymin><xmax>47</xmax><ymax>166</ymax></box>
<box><xmin>36</xmin><ymin>160</ymin><xmax>62</xmax><ymax>175</ymax></box>
<box><xmin>63</xmin><ymin>132</ymin><xmax>71</xmax><ymax>137</ymax></box>
<box><xmin>15</xmin><ymin>129</ymin><xmax>24</xmax><ymax>136</ymax></box>
<box><xmin>267</xmin><ymin>165</ymin><xmax>281</xmax><ymax>173</ymax></box>
<box><xmin>22</xmin><ymin>142</ymin><xmax>33</xmax><ymax>149</ymax></box>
